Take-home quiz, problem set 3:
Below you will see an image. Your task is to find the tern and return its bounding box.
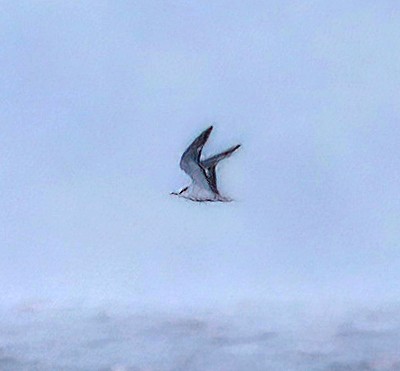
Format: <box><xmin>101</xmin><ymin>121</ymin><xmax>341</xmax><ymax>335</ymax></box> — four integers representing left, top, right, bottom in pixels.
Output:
<box><xmin>171</xmin><ymin>126</ymin><xmax>240</xmax><ymax>202</ymax></box>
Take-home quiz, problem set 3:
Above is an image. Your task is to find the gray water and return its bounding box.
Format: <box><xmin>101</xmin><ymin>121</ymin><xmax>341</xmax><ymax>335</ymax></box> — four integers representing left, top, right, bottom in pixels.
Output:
<box><xmin>1</xmin><ymin>301</ymin><xmax>399</xmax><ymax>371</ymax></box>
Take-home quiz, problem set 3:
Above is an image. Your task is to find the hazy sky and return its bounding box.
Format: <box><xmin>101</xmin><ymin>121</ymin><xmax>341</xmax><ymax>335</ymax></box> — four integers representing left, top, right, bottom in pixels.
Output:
<box><xmin>1</xmin><ymin>1</ymin><xmax>400</xmax><ymax>308</ymax></box>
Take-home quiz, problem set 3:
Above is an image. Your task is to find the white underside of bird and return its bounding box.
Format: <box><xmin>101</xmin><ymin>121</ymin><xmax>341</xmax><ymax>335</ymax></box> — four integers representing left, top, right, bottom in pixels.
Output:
<box><xmin>181</xmin><ymin>183</ymin><xmax>232</xmax><ymax>202</ymax></box>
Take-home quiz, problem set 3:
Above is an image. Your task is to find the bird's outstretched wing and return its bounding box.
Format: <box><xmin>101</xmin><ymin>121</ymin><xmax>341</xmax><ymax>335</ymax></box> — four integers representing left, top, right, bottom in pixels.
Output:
<box><xmin>201</xmin><ymin>144</ymin><xmax>241</xmax><ymax>193</ymax></box>
<box><xmin>180</xmin><ymin>126</ymin><xmax>214</xmax><ymax>192</ymax></box>
<box><xmin>201</xmin><ymin>144</ymin><xmax>241</xmax><ymax>169</ymax></box>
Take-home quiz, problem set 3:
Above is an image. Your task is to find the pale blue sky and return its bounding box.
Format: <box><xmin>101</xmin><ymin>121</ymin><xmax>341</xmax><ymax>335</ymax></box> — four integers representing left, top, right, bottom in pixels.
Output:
<box><xmin>1</xmin><ymin>1</ymin><xmax>400</xmax><ymax>307</ymax></box>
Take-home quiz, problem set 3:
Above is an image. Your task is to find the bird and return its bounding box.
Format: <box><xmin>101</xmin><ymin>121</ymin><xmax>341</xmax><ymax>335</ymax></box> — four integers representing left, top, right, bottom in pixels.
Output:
<box><xmin>171</xmin><ymin>126</ymin><xmax>241</xmax><ymax>202</ymax></box>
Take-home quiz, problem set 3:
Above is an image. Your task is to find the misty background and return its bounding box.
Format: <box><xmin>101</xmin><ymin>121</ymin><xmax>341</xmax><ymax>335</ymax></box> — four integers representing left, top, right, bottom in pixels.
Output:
<box><xmin>2</xmin><ymin>0</ymin><xmax>400</xmax><ymax>307</ymax></box>
<box><xmin>1</xmin><ymin>2</ymin><xmax>400</xmax><ymax>369</ymax></box>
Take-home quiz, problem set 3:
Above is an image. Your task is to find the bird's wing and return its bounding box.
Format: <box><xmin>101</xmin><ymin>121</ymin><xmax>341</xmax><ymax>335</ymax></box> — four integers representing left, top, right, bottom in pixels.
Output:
<box><xmin>201</xmin><ymin>144</ymin><xmax>241</xmax><ymax>169</ymax></box>
<box><xmin>180</xmin><ymin>126</ymin><xmax>214</xmax><ymax>192</ymax></box>
<box><xmin>201</xmin><ymin>144</ymin><xmax>241</xmax><ymax>192</ymax></box>
<box><xmin>204</xmin><ymin>166</ymin><xmax>218</xmax><ymax>194</ymax></box>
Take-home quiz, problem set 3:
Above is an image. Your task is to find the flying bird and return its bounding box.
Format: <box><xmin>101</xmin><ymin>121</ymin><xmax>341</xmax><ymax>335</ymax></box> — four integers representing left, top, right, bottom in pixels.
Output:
<box><xmin>171</xmin><ymin>126</ymin><xmax>241</xmax><ymax>202</ymax></box>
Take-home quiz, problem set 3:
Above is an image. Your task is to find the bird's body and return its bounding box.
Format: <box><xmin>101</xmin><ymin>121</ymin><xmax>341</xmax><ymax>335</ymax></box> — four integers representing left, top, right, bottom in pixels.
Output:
<box><xmin>172</xmin><ymin>126</ymin><xmax>240</xmax><ymax>202</ymax></box>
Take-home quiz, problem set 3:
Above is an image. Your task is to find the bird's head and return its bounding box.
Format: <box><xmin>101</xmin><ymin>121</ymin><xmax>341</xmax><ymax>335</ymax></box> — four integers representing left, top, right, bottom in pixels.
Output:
<box><xmin>170</xmin><ymin>186</ymin><xmax>189</xmax><ymax>197</ymax></box>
